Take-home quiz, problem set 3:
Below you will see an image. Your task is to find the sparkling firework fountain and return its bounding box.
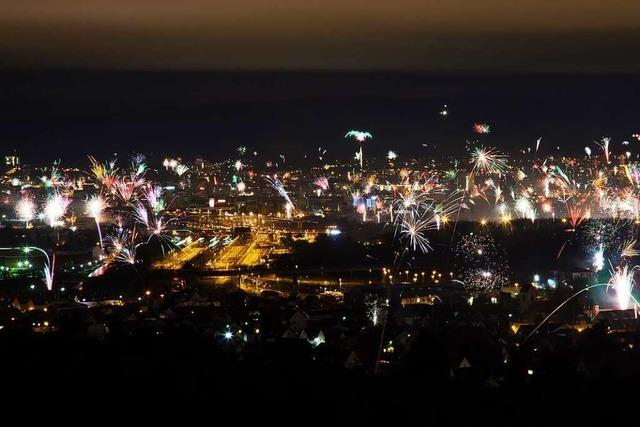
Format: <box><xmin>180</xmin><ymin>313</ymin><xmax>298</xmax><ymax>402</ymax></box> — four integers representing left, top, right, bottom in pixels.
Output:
<box><xmin>43</xmin><ymin>193</ymin><xmax>70</xmax><ymax>227</ymax></box>
<box><xmin>610</xmin><ymin>265</ymin><xmax>637</xmax><ymax>311</ymax></box>
<box><xmin>15</xmin><ymin>196</ymin><xmax>35</xmax><ymax>228</ymax></box>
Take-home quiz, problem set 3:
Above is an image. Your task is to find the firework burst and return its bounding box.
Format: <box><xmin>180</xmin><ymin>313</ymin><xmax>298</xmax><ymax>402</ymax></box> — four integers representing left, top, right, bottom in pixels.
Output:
<box><xmin>15</xmin><ymin>196</ymin><xmax>35</xmax><ymax>226</ymax></box>
<box><xmin>314</xmin><ymin>177</ymin><xmax>330</xmax><ymax>191</ymax></box>
<box><xmin>175</xmin><ymin>164</ymin><xmax>190</xmax><ymax>176</ymax></box>
<box><xmin>43</xmin><ymin>193</ymin><xmax>71</xmax><ymax>227</ymax></box>
<box><xmin>106</xmin><ymin>229</ymin><xmax>140</xmax><ymax>265</ymax></box>
<box><xmin>470</xmin><ymin>146</ymin><xmax>508</xmax><ymax>175</ymax></box>
<box><xmin>473</xmin><ymin>123</ymin><xmax>491</xmax><ymax>134</ymax></box>
<box><xmin>393</xmin><ymin>186</ymin><xmax>462</xmax><ymax>253</ymax></box>
<box><xmin>399</xmin><ymin>210</ymin><xmax>436</xmax><ymax>253</ymax></box>
<box><xmin>454</xmin><ymin>231</ymin><xmax>510</xmax><ymax>292</ymax></box>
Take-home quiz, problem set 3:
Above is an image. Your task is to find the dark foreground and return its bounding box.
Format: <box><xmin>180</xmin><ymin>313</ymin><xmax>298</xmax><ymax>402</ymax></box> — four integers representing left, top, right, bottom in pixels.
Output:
<box><xmin>2</xmin><ymin>328</ymin><xmax>637</xmax><ymax>424</ymax></box>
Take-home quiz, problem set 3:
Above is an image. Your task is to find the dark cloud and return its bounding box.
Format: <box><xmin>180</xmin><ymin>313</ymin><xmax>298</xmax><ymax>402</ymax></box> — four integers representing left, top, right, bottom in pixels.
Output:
<box><xmin>1</xmin><ymin>1</ymin><xmax>639</xmax><ymax>71</ymax></box>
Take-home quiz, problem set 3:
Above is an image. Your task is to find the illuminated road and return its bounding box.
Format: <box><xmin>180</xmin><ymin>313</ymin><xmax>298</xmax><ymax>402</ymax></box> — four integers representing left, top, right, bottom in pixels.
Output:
<box><xmin>153</xmin><ymin>239</ymin><xmax>208</xmax><ymax>270</ymax></box>
<box><xmin>234</xmin><ymin>273</ymin><xmax>463</xmax><ymax>300</ymax></box>
<box><xmin>208</xmin><ymin>236</ymin><xmax>247</xmax><ymax>269</ymax></box>
<box><xmin>206</xmin><ymin>233</ymin><xmax>273</xmax><ymax>269</ymax></box>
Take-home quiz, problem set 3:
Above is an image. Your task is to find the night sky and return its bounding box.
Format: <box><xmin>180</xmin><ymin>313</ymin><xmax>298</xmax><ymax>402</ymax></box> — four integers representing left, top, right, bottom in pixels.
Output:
<box><xmin>1</xmin><ymin>2</ymin><xmax>639</xmax><ymax>163</ymax></box>
<box><xmin>2</xmin><ymin>71</ymin><xmax>640</xmax><ymax>164</ymax></box>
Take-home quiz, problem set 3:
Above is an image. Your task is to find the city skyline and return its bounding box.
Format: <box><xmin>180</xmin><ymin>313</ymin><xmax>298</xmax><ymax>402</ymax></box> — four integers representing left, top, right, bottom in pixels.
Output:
<box><xmin>2</xmin><ymin>1</ymin><xmax>640</xmax><ymax>419</ymax></box>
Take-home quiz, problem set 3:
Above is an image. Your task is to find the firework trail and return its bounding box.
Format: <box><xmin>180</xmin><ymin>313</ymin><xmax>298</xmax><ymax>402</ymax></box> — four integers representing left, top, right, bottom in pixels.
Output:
<box><xmin>523</xmin><ymin>283</ymin><xmax>611</xmax><ymax>344</ymax></box>
<box><xmin>345</xmin><ymin>130</ymin><xmax>373</xmax><ymax>169</ymax></box>
<box><xmin>316</xmin><ymin>146</ymin><xmax>327</xmax><ymax>161</ymax></box>
<box><xmin>266</xmin><ymin>177</ymin><xmax>295</xmax><ymax>211</ymax></box>
<box><xmin>597</xmin><ymin>137</ymin><xmax>611</xmax><ymax>163</ymax></box>
<box><xmin>87</xmin><ymin>195</ymin><xmax>108</xmax><ymax>249</ymax></box>
<box><xmin>525</xmin><ymin>273</ymin><xmax>640</xmax><ymax>344</ymax></box>
<box><xmin>0</xmin><ymin>247</ymin><xmax>55</xmax><ymax>290</ymax></box>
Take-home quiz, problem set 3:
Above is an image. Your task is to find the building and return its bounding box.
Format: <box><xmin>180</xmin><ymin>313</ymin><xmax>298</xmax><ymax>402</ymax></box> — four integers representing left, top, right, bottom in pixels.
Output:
<box><xmin>4</xmin><ymin>153</ymin><xmax>20</xmax><ymax>168</ymax></box>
